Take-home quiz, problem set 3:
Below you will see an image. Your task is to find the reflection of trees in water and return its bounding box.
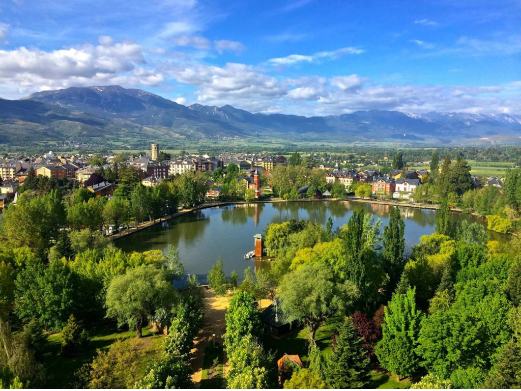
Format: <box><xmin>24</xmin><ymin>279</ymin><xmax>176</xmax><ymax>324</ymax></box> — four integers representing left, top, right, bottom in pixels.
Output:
<box><xmin>270</xmin><ymin>202</ymin><xmax>302</xmax><ymax>224</ymax></box>
<box><xmin>165</xmin><ymin>210</ymin><xmax>212</xmax><ymax>248</ymax></box>
<box><xmin>404</xmin><ymin>208</ymin><xmax>437</xmax><ymax>227</ymax></box>
<box><xmin>329</xmin><ymin>201</ymin><xmax>351</xmax><ymax>219</ymax></box>
<box><xmin>221</xmin><ymin>203</ymin><xmax>265</xmax><ymax>226</ymax></box>
<box><xmin>302</xmin><ymin>201</ymin><xmax>328</xmax><ymax>226</ymax></box>
<box><xmin>222</xmin><ymin>206</ymin><xmax>248</xmax><ymax>225</ymax></box>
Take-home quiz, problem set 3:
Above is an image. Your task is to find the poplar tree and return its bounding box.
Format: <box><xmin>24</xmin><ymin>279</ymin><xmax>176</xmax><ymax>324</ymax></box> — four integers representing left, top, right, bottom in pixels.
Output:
<box><xmin>382</xmin><ymin>207</ymin><xmax>405</xmax><ymax>296</ymax></box>
<box><xmin>375</xmin><ymin>287</ymin><xmax>424</xmax><ymax>378</ymax></box>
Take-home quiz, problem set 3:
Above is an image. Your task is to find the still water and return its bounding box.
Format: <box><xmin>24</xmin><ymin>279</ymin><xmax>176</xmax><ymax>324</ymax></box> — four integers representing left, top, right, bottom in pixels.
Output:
<box><xmin>116</xmin><ymin>201</ymin><xmax>505</xmax><ymax>284</ymax></box>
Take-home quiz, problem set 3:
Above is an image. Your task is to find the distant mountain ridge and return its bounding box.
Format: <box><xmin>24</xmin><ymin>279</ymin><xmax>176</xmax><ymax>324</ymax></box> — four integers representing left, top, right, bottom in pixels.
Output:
<box><xmin>0</xmin><ymin>85</ymin><xmax>518</xmax><ymax>146</ymax></box>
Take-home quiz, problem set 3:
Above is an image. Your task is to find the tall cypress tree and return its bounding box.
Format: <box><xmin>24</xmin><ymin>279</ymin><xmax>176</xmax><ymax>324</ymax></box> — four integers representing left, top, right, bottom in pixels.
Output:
<box><xmin>326</xmin><ymin>317</ymin><xmax>371</xmax><ymax>389</ymax></box>
<box><xmin>383</xmin><ymin>207</ymin><xmax>406</xmax><ymax>297</ymax></box>
<box><xmin>430</xmin><ymin>151</ymin><xmax>440</xmax><ymax>179</ymax></box>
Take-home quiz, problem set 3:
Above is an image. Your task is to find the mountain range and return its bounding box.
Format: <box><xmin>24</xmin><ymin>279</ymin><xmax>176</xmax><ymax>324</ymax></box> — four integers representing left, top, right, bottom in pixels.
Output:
<box><xmin>0</xmin><ymin>85</ymin><xmax>520</xmax><ymax>147</ymax></box>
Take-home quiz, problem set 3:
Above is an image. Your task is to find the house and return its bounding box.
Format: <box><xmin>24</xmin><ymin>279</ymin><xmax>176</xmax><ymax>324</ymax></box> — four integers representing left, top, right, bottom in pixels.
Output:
<box><xmin>86</xmin><ymin>181</ymin><xmax>115</xmax><ymax>197</ymax></box>
<box><xmin>36</xmin><ymin>165</ymin><xmax>67</xmax><ymax>179</ymax></box>
<box><xmin>260</xmin><ymin>301</ymin><xmax>298</xmax><ymax>337</ymax></box>
<box><xmin>298</xmin><ymin>184</ymin><xmax>322</xmax><ymax>199</ymax></box>
<box><xmin>239</xmin><ymin>170</ymin><xmax>261</xmax><ymax>198</ymax></box>
<box><xmin>372</xmin><ymin>177</ymin><xmax>396</xmax><ymax>195</ymax></box>
<box><xmin>488</xmin><ymin>177</ymin><xmax>503</xmax><ymax>189</ymax></box>
<box><xmin>206</xmin><ymin>186</ymin><xmax>222</xmax><ymax>199</ymax></box>
<box><xmin>169</xmin><ymin>159</ymin><xmax>196</xmax><ymax>176</ymax></box>
<box><xmin>277</xmin><ymin>354</ymin><xmax>304</xmax><ymax>386</ymax></box>
<box><xmin>76</xmin><ymin>166</ymin><xmax>98</xmax><ymax>183</ymax></box>
<box><xmin>395</xmin><ymin>178</ymin><xmax>420</xmax><ymax>193</ymax></box>
<box><xmin>0</xmin><ymin>194</ymin><xmax>10</xmax><ymax>210</ymax></box>
<box><xmin>393</xmin><ymin>178</ymin><xmax>420</xmax><ymax>200</ymax></box>
<box><xmin>142</xmin><ymin>177</ymin><xmax>162</xmax><ymax>187</ymax></box>
<box><xmin>322</xmin><ymin>190</ymin><xmax>332</xmax><ymax>198</ymax></box>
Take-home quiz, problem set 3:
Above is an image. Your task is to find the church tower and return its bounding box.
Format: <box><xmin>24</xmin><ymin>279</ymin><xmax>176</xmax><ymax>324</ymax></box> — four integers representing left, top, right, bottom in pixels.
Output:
<box><xmin>151</xmin><ymin>143</ymin><xmax>159</xmax><ymax>161</ymax></box>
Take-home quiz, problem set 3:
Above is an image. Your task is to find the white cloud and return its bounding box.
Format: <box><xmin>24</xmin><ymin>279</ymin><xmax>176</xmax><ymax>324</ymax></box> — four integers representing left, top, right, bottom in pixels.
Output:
<box><xmin>0</xmin><ymin>37</ymin><xmax>164</xmax><ymax>92</ymax></box>
<box><xmin>174</xmin><ymin>35</ymin><xmax>211</xmax><ymax>50</ymax></box>
<box><xmin>214</xmin><ymin>40</ymin><xmax>245</xmax><ymax>54</ymax></box>
<box><xmin>410</xmin><ymin>39</ymin><xmax>435</xmax><ymax>49</ymax></box>
<box><xmin>174</xmin><ymin>97</ymin><xmax>186</xmax><ymax>104</ymax></box>
<box><xmin>330</xmin><ymin>75</ymin><xmax>366</xmax><ymax>91</ymax></box>
<box><xmin>414</xmin><ymin>19</ymin><xmax>438</xmax><ymax>26</ymax></box>
<box><xmin>0</xmin><ymin>23</ymin><xmax>8</xmax><ymax>43</ymax></box>
<box><xmin>159</xmin><ymin>21</ymin><xmax>201</xmax><ymax>38</ymax></box>
<box><xmin>268</xmin><ymin>46</ymin><xmax>364</xmax><ymax>66</ymax></box>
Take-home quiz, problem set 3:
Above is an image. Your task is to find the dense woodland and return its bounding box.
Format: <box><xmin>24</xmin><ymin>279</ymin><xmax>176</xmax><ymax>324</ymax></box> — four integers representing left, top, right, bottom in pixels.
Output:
<box><xmin>1</xmin><ymin>150</ymin><xmax>521</xmax><ymax>388</ymax></box>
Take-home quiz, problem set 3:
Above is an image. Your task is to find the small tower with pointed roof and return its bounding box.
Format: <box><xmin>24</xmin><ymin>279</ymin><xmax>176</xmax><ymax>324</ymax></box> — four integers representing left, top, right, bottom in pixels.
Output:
<box><xmin>253</xmin><ymin>169</ymin><xmax>260</xmax><ymax>199</ymax></box>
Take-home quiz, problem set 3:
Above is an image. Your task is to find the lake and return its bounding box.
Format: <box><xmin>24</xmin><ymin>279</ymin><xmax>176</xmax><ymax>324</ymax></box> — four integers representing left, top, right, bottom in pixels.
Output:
<box><xmin>116</xmin><ymin>201</ymin><xmax>505</xmax><ymax>284</ymax></box>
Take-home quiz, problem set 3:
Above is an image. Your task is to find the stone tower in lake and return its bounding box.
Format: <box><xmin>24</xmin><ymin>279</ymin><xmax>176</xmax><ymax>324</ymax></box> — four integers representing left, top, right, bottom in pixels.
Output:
<box><xmin>151</xmin><ymin>143</ymin><xmax>159</xmax><ymax>161</ymax></box>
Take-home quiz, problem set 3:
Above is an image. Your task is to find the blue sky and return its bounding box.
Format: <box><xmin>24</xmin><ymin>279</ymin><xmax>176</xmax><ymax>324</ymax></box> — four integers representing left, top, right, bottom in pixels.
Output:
<box><xmin>0</xmin><ymin>0</ymin><xmax>519</xmax><ymax>115</ymax></box>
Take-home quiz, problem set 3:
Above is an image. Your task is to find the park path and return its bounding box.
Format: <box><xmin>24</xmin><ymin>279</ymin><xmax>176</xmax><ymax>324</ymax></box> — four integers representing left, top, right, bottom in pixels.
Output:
<box><xmin>191</xmin><ymin>289</ymin><xmax>231</xmax><ymax>387</ymax></box>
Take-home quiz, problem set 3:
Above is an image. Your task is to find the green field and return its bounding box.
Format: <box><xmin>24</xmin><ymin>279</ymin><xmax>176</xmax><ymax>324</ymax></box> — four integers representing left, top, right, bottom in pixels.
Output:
<box><xmin>407</xmin><ymin>159</ymin><xmax>514</xmax><ymax>177</ymax></box>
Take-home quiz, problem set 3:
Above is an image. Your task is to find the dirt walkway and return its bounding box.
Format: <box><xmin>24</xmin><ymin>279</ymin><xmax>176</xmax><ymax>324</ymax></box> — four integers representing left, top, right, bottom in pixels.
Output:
<box><xmin>191</xmin><ymin>289</ymin><xmax>231</xmax><ymax>387</ymax></box>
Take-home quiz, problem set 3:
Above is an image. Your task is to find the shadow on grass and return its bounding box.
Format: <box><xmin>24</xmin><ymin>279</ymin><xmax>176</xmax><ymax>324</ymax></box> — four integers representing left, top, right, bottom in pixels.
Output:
<box><xmin>200</xmin><ymin>344</ymin><xmax>225</xmax><ymax>389</ymax></box>
<box><xmin>42</xmin><ymin>321</ymin><xmax>155</xmax><ymax>389</ymax></box>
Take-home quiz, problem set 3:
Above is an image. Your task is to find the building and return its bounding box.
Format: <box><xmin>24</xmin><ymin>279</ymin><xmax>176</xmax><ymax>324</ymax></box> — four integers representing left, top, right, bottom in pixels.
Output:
<box><xmin>86</xmin><ymin>181</ymin><xmax>115</xmax><ymax>197</ymax></box>
<box><xmin>393</xmin><ymin>178</ymin><xmax>420</xmax><ymax>200</ymax></box>
<box><xmin>205</xmin><ymin>186</ymin><xmax>222</xmax><ymax>199</ymax></box>
<box><xmin>372</xmin><ymin>177</ymin><xmax>396</xmax><ymax>195</ymax></box>
<box><xmin>76</xmin><ymin>166</ymin><xmax>97</xmax><ymax>183</ymax></box>
<box><xmin>169</xmin><ymin>159</ymin><xmax>196</xmax><ymax>176</ymax></box>
<box><xmin>36</xmin><ymin>165</ymin><xmax>67</xmax><ymax>179</ymax></box>
<box><xmin>0</xmin><ymin>162</ymin><xmax>16</xmax><ymax>180</ymax></box>
<box><xmin>240</xmin><ymin>170</ymin><xmax>262</xmax><ymax>198</ymax></box>
<box><xmin>142</xmin><ymin>177</ymin><xmax>163</xmax><ymax>187</ymax></box>
<box><xmin>395</xmin><ymin>178</ymin><xmax>421</xmax><ymax>194</ymax></box>
<box><xmin>151</xmin><ymin>144</ymin><xmax>159</xmax><ymax>161</ymax></box>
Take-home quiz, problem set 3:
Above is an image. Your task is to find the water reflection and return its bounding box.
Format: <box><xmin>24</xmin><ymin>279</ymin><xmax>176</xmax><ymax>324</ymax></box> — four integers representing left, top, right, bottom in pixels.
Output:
<box><xmin>117</xmin><ymin>201</ymin><xmax>507</xmax><ymax>284</ymax></box>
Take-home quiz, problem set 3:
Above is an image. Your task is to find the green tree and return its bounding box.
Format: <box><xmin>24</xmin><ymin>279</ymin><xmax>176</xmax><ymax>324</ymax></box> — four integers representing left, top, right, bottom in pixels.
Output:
<box><xmin>325</xmin><ymin>317</ymin><xmax>370</xmax><ymax>388</ymax></box>
<box><xmin>411</xmin><ymin>373</ymin><xmax>452</xmax><ymax>389</ymax></box>
<box><xmin>130</xmin><ymin>185</ymin><xmax>152</xmax><ymax>223</ymax></box>
<box><xmin>226</xmin><ymin>335</ymin><xmax>277</xmax><ymax>389</ymax></box>
<box><xmin>283</xmin><ymin>368</ymin><xmax>326</xmax><ymax>389</ymax></box>
<box><xmin>375</xmin><ymin>287</ymin><xmax>424</xmax><ymax>378</ymax></box>
<box><xmin>103</xmin><ymin>197</ymin><xmax>130</xmax><ymax>230</ymax></box>
<box><xmin>278</xmin><ymin>263</ymin><xmax>358</xmax><ymax>342</ymax></box>
<box><xmin>224</xmin><ymin>292</ymin><xmax>262</xmax><ymax>352</ymax></box>
<box><xmin>288</xmin><ymin>152</ymin><xmax>302</xmax><ymax>167</ymax></box>
<box><xmin>15</xmin><ymin>259</ymin><xmax>87</xmax><ymax>331</ymax></box>
<box><xmin>208</xmin><ymin>259</ymin><xmax>227</xmax><ymax>296</ymax></box>
<box><xmin>0</xmin><ymin>262</ymin><xmax>15</xmax><ymax>320</ymax></box>
<box><xmin>392</xmin><ymin>152</ymin><xmax>405</xmax><ymax>170</ymax></box>
<box><xmin>60</xmin><ymin>314</ymin><xmax>90</xmax><ymax>357</ymax></box>
<box><xmin>355</xmin><ymin>182</ymin><xmax>372</xmax><ymax>198</ymax></box>
<box><xmin>435</xmin><ymin>200</ymin><xmax>451</xmax><ymax>236</ymax></box>
<box><xmin>225</xmin><ymin>163</ymin><xmax>239</xmax><ymax>181</ymax></box>
<box><xmin>485</xmin><ymin>339</ymin><xmax>521</xmax><ymax>389</ymax></box>
<box><xmin>382</xmin><ymin>207</ymin><xmax>406</xmax><ymax>296</ymax></box>
<box><xmin>331</xmin><ymin>181</ymin><xmax>346</xmax><ymax>198</ymax></box>
<box><xmin>507</xmin><ymin>258</ymin><xmax>521</xmax><ymax>306</ymax></box>
<box><xmin>245</xmin><ymin>188</ymin><xmax>256</xmax><ymax>202</ymax></box>
<box><xmin>69</xmin><ymin>229</ymin><xmax>111</xmax><ymax>254</ymax></box>
<box><xmin>504</xmin><ymin>167</ymin><xmax>521</xmax><ymax>210</ymax></box>
<box><xmin>89</xmin><ymin>339</ymin><xmax>143</xmax><ymax>388</ymax></box>
<box><xmin>430</xmin><ymin>151</ymin><xmax>440</xmax><ymax>178</ymax></box>
<box><xmin>2</xmin><ymin>190</ymin><xmax>65</xmax><ymax>256</ymax></box>
<box><xmin>105</xmin><ymin>265</ymin><xmax>178</xmax><ymax>337</ymax></box>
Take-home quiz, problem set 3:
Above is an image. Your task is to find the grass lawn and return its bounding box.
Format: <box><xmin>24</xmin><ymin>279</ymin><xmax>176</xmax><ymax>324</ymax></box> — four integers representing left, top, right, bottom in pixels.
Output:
<box><xmin>261</xmin><ymin>316</ymin><xmax>344</xmax><ymax>365</ymax></box>
<box><xmin>200</xmin><ymin>344</ymin><xmax>225</xmax><ymax>389</ymax></box>
<box><xmin>369</xmin><ymin>371</ymin><xmax>412</xmax><ymax>389</ymax></box>
<box><xmin>42</xmin><ymin>322</ymin><xmax>163</xmax><ymax>388</ymax></box>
